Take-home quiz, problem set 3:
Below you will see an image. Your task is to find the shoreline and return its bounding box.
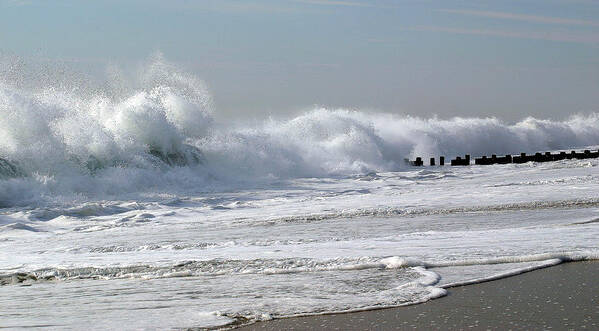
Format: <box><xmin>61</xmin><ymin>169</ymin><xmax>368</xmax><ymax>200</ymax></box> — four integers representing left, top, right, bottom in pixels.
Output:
<box><xmin>235</xmin><ymin>261</ymin><xmax>598</xmax><ymax>330</ymax></box>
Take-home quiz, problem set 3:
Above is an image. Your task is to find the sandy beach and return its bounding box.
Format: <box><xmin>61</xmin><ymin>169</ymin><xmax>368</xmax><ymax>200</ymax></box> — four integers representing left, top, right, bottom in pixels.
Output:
<box><xmin>238</xmin><ymin>261</ymin><xmax>598</xmax><ymax>330</ymax></box>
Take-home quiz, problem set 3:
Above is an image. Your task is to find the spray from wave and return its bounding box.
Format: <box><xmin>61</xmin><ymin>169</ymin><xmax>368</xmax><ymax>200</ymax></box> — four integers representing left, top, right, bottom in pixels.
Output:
<box><xmin>1</xmin><ymin>54</ymin><xmax>599</xmax><ymax>207</ymax></box>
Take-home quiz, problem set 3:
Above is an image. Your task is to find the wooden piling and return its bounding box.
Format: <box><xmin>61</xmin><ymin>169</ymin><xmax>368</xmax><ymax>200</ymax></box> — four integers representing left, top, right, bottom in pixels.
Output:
<box><xmin>451</xmin><ymin>156</ymin><xmax>469</xmax><ymax>166</ymax></box>
<box><xmin>558</xmin><ymin>151</ymin><xmax>567</xmax><ymax>160</ymax></box>
<box><xmin>491</xmin><ymin>154</ymin><xmax>497</xmax><ymax>165</ymax></box>
<box><xmin>475</xmin><ymin>155</ymin><xmax>488</xmax><ymax>165</ymax></box>
<box><xmin>534</xmin><ymin>152</ymin><xmax>543</xmax><ymax>162</ymax></box>
<box><xmin>451</xmin><ymin>156</ymin><xmax>461</xmax><ymax>166</ymax></box>
<box><xmin>513</xmin><ymin>152</ymin><xmax>526</xmax><ymax>164</ymax></box>
<box><xmin>410</xmin><ymin>148</ymin><xmax>598</xmax><ymax>168</ymax></box>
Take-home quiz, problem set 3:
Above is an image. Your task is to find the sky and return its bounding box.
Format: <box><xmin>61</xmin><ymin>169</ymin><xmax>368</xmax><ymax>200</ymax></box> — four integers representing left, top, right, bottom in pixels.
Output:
<box><xmin>0</xmin><ymin>0</ymin><xmax>598</xmax><ymax>121</ymax></box>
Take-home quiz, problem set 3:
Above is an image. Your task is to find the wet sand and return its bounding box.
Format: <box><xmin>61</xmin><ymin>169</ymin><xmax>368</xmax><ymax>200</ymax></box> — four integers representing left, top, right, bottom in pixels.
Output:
<box><xmin>237</xmin><ymin>261</ymin><xmax>598</xmax><ymax>330</ymax></box>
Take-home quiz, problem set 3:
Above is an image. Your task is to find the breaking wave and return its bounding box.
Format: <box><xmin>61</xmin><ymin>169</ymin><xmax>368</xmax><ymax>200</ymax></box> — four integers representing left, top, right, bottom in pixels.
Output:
<box><xmin>1</xmin><ymin>54</ymin><xmax>599</xmax><ymax>207</ymax></box>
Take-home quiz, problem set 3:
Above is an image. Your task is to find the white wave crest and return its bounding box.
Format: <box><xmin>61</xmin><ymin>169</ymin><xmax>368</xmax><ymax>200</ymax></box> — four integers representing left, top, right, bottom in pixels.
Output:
<box><xmin>1</xmin><ymin>55</ymin><xmax>599</xmax><ymax>207</ymax></box>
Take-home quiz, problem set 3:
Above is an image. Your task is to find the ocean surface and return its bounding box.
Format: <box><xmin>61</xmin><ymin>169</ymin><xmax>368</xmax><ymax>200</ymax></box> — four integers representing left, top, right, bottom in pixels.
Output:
<box><xmin>1</xmin><ymin>58</ymin><xmax>598</xmax><ymax>329</ymax></box>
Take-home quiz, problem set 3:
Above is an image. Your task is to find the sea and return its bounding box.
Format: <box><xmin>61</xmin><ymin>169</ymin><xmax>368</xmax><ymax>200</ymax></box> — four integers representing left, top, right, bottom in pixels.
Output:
<box><xmin>1</xmin><ymin>58</ymin><xmax>598</xmax><ymax>330</ymax></box>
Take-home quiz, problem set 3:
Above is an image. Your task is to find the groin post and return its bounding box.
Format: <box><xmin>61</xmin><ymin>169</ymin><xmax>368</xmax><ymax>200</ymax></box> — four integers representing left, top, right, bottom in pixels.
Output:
<box><xmin>451</xmin><ymin>156</ymin><xmax>461</xmax><ymax>166</ymax></box>
<box><xmin>451</xmin><ymin>155</ymin><xmax>470</xmax><ymax>166</ymax></box>
<box><xmin>559</xmin><ymin>151</ymin><xmax>566</xmax><ymax>160</ymax></box>
<box><xmin>413</xmin><ymin>149</ymin><xmax>599</xmax><ymax>167</ymax></box>
<box><xmin>475</xmin><ymin>155</ymin><xmax>488</xmax><ymax>165</ymax></box>
<box><xmin>513</xmin><ymin>152</ymin><xmax>525</xmax><ymax>164</ymax></box>
<box><xmin>534</xmin><ymin>152</ymin><xmax>543</xmax><ymax>162</ymax></box>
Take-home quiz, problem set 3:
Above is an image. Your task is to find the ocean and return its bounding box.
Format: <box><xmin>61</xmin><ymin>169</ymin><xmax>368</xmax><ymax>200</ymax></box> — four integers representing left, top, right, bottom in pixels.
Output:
<box><xmin>1</xmin><ymin>60</ymin><xmax>598</xmax><ymax>329</ymax></box>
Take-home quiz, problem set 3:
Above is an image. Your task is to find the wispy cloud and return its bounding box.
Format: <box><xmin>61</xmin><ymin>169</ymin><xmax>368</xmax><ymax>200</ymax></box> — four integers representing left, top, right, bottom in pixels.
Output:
<box><xmin>407</xmin><ymin>26</ymin><xmax>599</xmax><ymax>44</ymax></box>
<box><xmin>440</xmin><ymin>9</ymin><xmax>599</xmax><ymax>27</ymax></box>
<box><xmin>1</xmin><ymin>0</ymin><xmax>33</xmax><ymax>6</ymax></box>
<box><xmin>296</xmin><ymin>0</ymin><xmax>372</xmax><ymax>7</ymax></box>
<box><xmin>214</xmin><ymin>2</ymin><xmax>299</xmax><ymax>14</ymax></box>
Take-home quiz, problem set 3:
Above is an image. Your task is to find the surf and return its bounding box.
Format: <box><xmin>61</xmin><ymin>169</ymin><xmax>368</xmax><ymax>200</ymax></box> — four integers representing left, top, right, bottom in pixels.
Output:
<box><xmin>2</xmin><ymin>55</ymin><xmax>599</xmax><ymax>208</ymax></box>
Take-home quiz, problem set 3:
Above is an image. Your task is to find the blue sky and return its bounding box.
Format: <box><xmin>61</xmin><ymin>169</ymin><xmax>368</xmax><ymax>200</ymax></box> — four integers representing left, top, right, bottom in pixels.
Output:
<box><xmin>1</xmin><ymin>0</ymin><xmax>598</xmax><ymax>121</ymax></box>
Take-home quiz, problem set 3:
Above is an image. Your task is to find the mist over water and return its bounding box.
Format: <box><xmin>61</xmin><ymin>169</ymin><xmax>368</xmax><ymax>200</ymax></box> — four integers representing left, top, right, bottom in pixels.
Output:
<box><xmin>1</xmin><ymin>54</ymin><xmax>599</xmax><ymax>208</ymax></box>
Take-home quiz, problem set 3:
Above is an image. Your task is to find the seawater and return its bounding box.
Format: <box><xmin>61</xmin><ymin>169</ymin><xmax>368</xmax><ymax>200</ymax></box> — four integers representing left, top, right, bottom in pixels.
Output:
<box><xmin>1</xmin><ymin>57</ymin><xmax>598</xmax><ymax>330</ymax></box>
